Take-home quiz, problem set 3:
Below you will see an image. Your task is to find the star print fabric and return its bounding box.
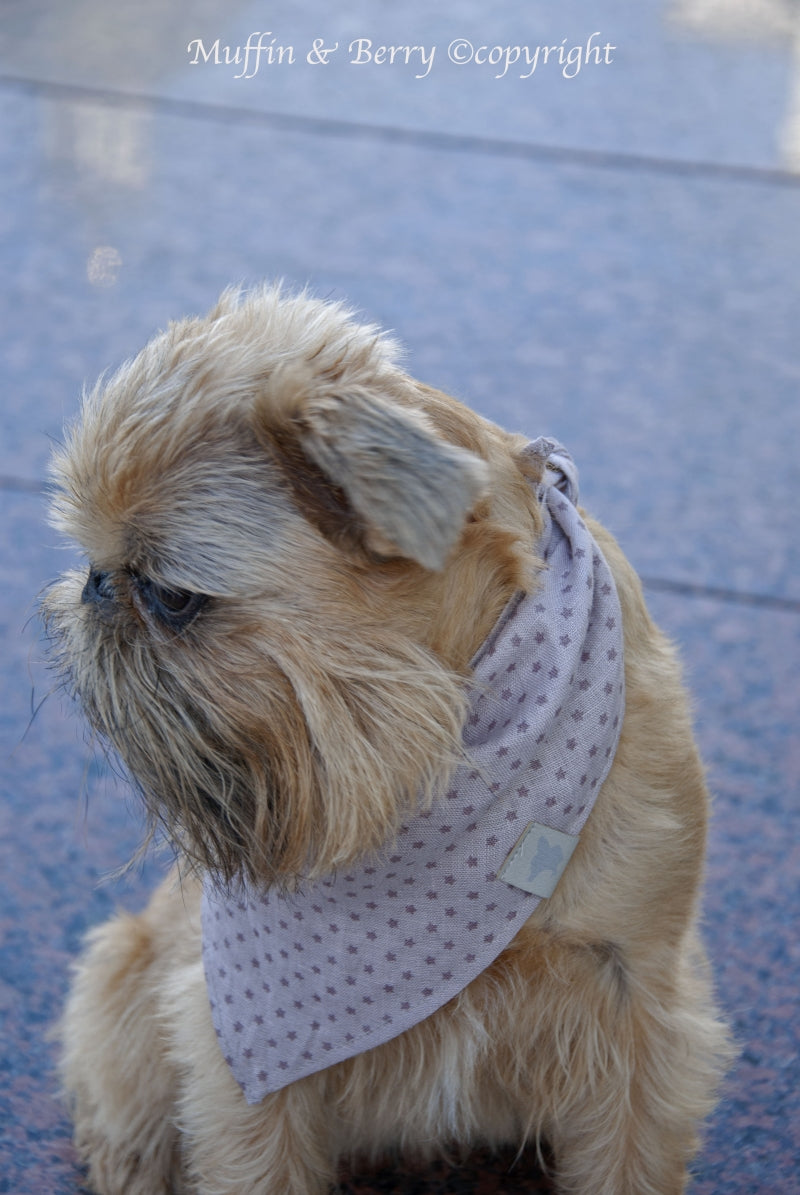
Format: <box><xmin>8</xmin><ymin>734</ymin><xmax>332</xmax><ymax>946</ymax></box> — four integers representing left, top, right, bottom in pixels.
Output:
<box><xmin>201</xmin><ymin>439</ymin><xmax>625</xmax><ymax>1103</ymax></box>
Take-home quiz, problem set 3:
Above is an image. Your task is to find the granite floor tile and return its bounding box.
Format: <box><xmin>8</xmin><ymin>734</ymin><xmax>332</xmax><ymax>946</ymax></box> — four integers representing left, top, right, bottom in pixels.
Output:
<box><xmin>640</xmin><ymin>589</ymin><xmax>800</xmax><ymax>1193</ymax></box>
<box><xmin>2</xmin><ymin>87</ymin><xmax>799</xmax><ymax>598</ymax></box>
<box><xmin>1</xmin><ymin>0</ymin><xmax>797</xmax><ymax>173</ymax></box>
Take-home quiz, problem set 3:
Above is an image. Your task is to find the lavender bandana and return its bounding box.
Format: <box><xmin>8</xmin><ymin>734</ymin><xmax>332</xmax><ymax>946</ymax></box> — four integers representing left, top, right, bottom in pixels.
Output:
<box><xmin>202</xmin><ymin>439</ymin><xmax>625</xmax><ymax>1104</ymax></box>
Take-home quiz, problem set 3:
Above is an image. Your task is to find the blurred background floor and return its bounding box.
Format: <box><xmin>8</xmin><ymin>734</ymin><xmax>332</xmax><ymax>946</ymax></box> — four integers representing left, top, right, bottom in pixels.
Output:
<box><xmin>1</xmin><ymin>2</ymin><xmax>798</xmax><ymax>1192</ymax></box>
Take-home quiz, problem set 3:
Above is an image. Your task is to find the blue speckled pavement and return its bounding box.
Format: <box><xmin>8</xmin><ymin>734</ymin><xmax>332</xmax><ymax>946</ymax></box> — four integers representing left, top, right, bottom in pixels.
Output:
<box><xmin>1</xmin><ymin>3</ymin><xmax>798</xmax><ymax>1193</ymax></box>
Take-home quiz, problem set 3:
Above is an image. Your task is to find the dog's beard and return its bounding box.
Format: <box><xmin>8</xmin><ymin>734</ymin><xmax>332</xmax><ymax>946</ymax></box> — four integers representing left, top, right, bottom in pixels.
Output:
<box><xmin>44</xmin><ymin>575</ymin><xmax>468</xmax><ymax>888</ymax></box>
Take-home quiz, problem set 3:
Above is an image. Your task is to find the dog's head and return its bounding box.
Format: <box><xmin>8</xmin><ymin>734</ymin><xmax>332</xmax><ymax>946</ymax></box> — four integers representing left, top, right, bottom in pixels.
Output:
<box><xmin>44</xmin><ymin>286</ymin><xmax>538</xmax><ymax>885</ymax></box>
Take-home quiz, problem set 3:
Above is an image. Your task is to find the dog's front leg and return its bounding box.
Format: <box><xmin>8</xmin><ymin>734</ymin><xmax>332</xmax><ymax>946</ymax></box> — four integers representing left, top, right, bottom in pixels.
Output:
<box><xmin>58</xmin><ymin>872</ymin><xmax>190</xmax><ymax>1194</ymax></box>
<box><xmin>537</xmin><ymin>936</ymin><xmax>727</xmax><ymax>1195</ymax></box>
<box><xmin>166</xmin><ymin>962</ymin><xmax>337</xmax><ymax>1195</ymax></box>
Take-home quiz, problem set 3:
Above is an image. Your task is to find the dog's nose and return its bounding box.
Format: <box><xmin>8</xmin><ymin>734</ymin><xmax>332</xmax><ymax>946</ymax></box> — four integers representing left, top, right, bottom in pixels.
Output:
<box><xmin>82</xmin><ymin>568</ymin><xmax>116</xmax><ymax>606</ymax></box>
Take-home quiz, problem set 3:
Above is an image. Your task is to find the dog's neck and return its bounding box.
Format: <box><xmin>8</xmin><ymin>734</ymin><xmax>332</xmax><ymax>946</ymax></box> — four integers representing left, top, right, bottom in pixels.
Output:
<box><xmin>391</xmin><ymin>464</ymin><xmax>546</xmax><ymax>674</ymax></box>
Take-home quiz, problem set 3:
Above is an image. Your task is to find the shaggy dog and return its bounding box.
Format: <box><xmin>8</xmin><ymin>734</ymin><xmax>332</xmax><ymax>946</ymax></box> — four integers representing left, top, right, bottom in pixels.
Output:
<box><xmin>44</xmin><ymin>286</ymin><xmax>730</xmax><ymax>1194</ymax></box>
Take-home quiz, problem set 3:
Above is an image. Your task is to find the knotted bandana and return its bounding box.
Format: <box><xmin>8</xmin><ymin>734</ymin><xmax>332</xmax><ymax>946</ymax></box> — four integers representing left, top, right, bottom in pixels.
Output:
<box><xmin>202</xmin><ymin>439</ymin><xmax>625</xmax><ymax>1104</ymax></box>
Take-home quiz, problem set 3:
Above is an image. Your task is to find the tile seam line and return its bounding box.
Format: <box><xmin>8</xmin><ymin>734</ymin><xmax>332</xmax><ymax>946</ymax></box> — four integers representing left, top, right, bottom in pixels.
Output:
<box><xmin>640</xmin><ymin>577</ymin><xmax>800</xmax><ymax>614</ymax></box>
<box><xmin>2</xmin><ymin>73</ymin><xmax>800</xmax><ymax>189</ymax></box>
<box><xmin>0</xmin><ymin>478</ymin><xmax>46</xmax><ymax>495</ymax></box>
<box><xmin>3</xmin><ymin>473</ymin><xmax>799</xmax><ymax>614</ymax></box>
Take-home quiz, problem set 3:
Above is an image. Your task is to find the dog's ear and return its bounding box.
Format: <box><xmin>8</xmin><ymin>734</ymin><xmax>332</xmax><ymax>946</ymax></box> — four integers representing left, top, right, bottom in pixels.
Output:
<box><xmin>255</xmin><ymin>366</ymin><xmax>489</xmax><ymax>570</ymax></box>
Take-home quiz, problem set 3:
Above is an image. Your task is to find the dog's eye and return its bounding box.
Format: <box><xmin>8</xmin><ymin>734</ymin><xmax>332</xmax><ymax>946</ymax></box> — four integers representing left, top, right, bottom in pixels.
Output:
<box><xmin>136</xmin><ymin>577</ymin><xmax>208</xmax><ymax>631</ymax></box>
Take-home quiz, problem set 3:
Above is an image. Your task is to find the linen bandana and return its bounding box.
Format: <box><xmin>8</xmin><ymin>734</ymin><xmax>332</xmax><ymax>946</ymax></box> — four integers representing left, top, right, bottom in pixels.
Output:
<box><xmin>202</xmin><ymin>438</ymin><xmax>625</xmax><ymax>1104</ymax></box>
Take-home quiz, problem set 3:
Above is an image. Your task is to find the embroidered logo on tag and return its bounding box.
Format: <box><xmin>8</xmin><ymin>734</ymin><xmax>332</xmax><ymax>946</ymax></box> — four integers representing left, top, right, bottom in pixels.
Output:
<box><xmin>499</xmin><ymin>822</ymin><xmax>579</xmax><ymax>898</ymax></box>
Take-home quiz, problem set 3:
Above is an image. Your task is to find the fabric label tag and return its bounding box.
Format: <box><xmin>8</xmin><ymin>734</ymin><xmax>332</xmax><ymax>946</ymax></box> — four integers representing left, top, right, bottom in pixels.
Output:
<box><xmin>499</xmin><ymin>822</ymin><xmax>579</xmax><ymax>898</ymax></box>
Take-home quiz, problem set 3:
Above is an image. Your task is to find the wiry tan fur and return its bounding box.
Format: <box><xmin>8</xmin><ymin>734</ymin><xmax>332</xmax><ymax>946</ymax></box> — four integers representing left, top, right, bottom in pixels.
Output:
<box><xmin>44</xmin><ymin>285</ymin><xmax>732</xmax><ymax>1194</ymax></box>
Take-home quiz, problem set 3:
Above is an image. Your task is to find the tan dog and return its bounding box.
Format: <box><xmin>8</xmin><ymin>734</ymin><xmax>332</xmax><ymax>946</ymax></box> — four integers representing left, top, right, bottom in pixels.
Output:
<box><xmin>44</xmin><ymin>286</ymin><xmax>731</xmax><ymax>1195</ymax></box>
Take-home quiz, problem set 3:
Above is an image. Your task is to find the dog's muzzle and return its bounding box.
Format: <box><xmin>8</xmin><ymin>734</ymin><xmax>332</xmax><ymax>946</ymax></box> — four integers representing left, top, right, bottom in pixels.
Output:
<box><xmin>82</xmin><ymin>568</ymin><xmax>117</xmax><ymax>616</ymax></box>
